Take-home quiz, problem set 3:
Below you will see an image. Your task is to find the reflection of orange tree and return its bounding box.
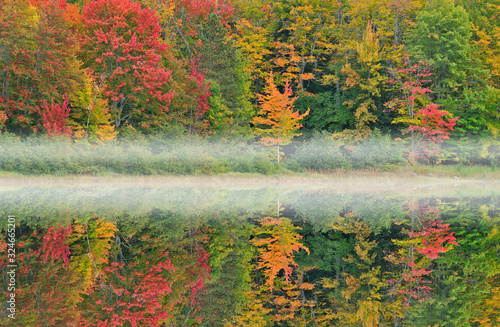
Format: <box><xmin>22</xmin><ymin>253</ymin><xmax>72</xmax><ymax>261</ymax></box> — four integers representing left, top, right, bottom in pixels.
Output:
<box><xmin>251</xmin><ymin>73</ymin><xmax>309</xmax><ymax>162</ymax></box>
<box><xmin>384</xmin><ymin>202</ymin><xmax>459</xmax><ymax>310</ymax></box>
<box><xmin>237</xmin><ymin>217</ymin><xmax>316</xmax><ymax>326</ymax></box>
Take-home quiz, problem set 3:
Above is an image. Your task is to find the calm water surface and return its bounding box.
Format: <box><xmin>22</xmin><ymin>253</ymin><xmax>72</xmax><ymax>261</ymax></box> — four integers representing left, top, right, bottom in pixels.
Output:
<box><xmin>0</xmin><ymin>176</ymin><xmax>499</xmax><ymax>326</ymax></box>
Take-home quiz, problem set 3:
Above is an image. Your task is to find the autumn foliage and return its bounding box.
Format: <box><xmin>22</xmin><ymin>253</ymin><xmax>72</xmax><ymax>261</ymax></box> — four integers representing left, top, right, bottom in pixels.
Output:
<box><xmin>42</xmin><ymin>97</ymin><xmax>72</xmax><ymax>137</ymax></box>
<box><xmin>251</xmin><ymin>72</ymin><xmax>309</xmax><ymax>160</ymax></box>
<box><xmin>2</xmin><ymin>0</ymin><xmax>500</xmax><ymax>139</ymax></box>
<box><xmin>81</xmin><ymin>0</ymin><xmax>173</xmax><ymax>127</ymax></box>
<box><xmin>251</xmin><ymin>217</ymin><xmax>309</xmax><ymax>292</ymax></box>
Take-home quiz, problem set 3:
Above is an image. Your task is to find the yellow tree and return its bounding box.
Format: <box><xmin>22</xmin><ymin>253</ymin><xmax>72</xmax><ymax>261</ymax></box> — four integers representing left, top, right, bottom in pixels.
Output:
<box><xmin>270</xmin><ymin>0</ymin><xmax>340</xmax><ymax>89</ymax></box>
<box><xmin>322</xmin><ymin>218</ymin><xmax>403</xmax><ymax>326</ymax></box>
<box><xmin>233</xmin><ymin>0</ymin><xmax>274</xmax><ymax>84</ymax></box>
<box><xmin>339</xmin><ymin>21</ymin><xmax>386</xmax><ymax>141</ymax></box>
<box><xmin>251</xmin><ymin>72</ymin><xmax>309</xmax><ymax>162</ymax></box>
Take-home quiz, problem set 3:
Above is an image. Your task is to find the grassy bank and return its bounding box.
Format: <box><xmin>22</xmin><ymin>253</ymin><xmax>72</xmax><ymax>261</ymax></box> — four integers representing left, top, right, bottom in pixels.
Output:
<box><xmin>0</xmin><ymin>133</ymin><xmax>498</xmax><ymax>177</ymax></box>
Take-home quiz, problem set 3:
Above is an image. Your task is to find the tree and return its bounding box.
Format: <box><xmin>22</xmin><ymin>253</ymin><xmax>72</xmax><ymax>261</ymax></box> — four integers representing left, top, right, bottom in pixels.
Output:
<box><xmin>67</xmin><ymin>73</ymin><xmax>117</xmax><ymax>141</ymax></box>
<box><xmin>387</xmin><ymin>58</ymin><xmax>458</xmax><ymax>162</ymax></box>
<box><xmin>42</xmin><ymin>96</ymin><xmax>72</xmax><ymax>137</ymax></box>
<box><xmin>195</xmin><ymin>13</ymin><xmax>254</xmax><ymax>134</ymax></box>
<box><xmin>233</xmin><ymin>1</ymin><xmax>274</xmax><ymax>94</ymax></box>
<box><xmin>251</xmin><ymin>72</ymin><xmax>309</xmax><ymax>162</ymax></box>
<box><xmin>269</xmin><ymin>0</ymin><xmax>339</xmax><ymax>89</ymax></box>
<box><xmin>338</xmin><ymin>22</ymin><xmax>387</xmax><ymax>141</ymax></box>
<box><xmin>163</xmin><ymin>56</ymin><xmax>212</xmax><ymax>134</ymax></box>
<box><xmin>0</xmin><ymin>0</ymin><xmax>83</xmax><ymax>135</ymax></box>
<box><xmin>166</xmin><ymin>0</ymin><xmax>235</xmax><ymax>57</ymax></box>
<box><xmin>407</xmin><ymin>103</ymin><xmax>458</xmax><ymax>161</ymax></box>
<box><xmin>81</xmin><ymin>0</ymin><xmax>173</xmax><ymax>130</ymax></box>
<box><xmin>406</xmin><ymin>0</ymin><xmax>491</xmax><ymax>135</ymax></box>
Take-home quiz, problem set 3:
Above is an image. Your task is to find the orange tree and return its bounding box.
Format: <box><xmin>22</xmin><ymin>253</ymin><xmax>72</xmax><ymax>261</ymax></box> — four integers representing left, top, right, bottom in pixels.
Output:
<box><xmin>250</xmin><ymin>72</ymin><xmax>309</xmax><ymax>162</ymax></box>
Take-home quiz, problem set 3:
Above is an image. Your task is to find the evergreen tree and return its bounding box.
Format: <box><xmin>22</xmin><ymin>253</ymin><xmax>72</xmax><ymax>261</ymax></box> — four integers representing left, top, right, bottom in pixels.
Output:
<box><xmin>196</xmin><ymin>13</ymin><xmax>254</xmax><ymax>134</ymax></box>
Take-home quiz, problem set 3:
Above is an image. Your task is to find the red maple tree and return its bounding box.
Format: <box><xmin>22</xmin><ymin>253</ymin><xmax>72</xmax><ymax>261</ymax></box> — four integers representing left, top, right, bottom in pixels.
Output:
<box><xmin>387</xmin><ymin>58</ymin><xmax>458</xmax><ymax>162</ymax></box>
<box><xmin>81</xmin><ymin>0</ymin><xmax>173</xmax><ymax>128</ymax></box>
<box><xmin>42</xmin><ymin>96</ymin><xmax>72</xmax><ymax>137</ymax></box>
<box><xmin>0</xmin><ymin>0</ymin><xmax>82</xmax><ymax>134</ymax></box>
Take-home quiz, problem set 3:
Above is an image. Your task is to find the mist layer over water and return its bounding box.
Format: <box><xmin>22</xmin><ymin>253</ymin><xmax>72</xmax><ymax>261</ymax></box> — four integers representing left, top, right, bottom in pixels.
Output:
<box><xmin>0</xmin><ymin>175</ymin><xmax>497</xmax><ymax>224</ymax></box>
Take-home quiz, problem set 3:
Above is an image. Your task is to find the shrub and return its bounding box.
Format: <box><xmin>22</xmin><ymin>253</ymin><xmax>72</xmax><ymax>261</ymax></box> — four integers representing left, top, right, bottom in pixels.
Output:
<box><xmin>349</xmin><ymin>133</ymin><xmax>405</xmax><ymax>169</ymax></box>
<box><xmin>293</xmin><ymin>135</ymin><xmax>349</xmax><ymax>170</ymax></box>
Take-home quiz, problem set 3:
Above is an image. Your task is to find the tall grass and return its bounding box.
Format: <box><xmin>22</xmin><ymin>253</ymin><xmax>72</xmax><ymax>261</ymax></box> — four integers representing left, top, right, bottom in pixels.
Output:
<box><xmin>0</xmin><ymin>133</ymin><xmax>497</xmax><ymax>176</ymax></box>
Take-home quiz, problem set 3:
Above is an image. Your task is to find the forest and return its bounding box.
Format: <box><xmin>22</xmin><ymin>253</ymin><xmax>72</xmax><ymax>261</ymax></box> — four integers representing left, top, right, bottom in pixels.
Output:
<box><xmin>1</xmin><ymin>0</ymin><xmax>499</xmax><ymax>143</ymax></box>
<box><xmin>1</xmin><ymin>0</ymin><xmax>500</xmax><ymax>326</ymax></box>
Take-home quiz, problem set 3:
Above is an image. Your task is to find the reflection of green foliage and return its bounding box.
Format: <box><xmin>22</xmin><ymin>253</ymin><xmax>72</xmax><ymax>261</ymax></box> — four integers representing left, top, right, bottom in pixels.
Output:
<box><xmin>297</xmin><ymin>224</ymin><xmax>356</xmax><ymax>277</ymax></box>
<box><xmin>405</xmin><ymin>218</ymin><xmax>500</xmax><ymax>326</ymax></box>
<box><xmin>198</xmin><ymin>218</ymin><xmax>256</xmax><ymax>326</ymax></box>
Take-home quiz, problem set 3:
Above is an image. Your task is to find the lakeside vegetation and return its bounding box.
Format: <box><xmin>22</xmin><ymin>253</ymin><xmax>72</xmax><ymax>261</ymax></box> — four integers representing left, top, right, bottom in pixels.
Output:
<box><xmin>1</xmin><ymin>0</ymin><xmax>500</xmax><ymax>161</ymax></box>
<box><xmin>0</xmin><ymin>133</ymin><xmax>498</xmax><ymax>177</ymax></box>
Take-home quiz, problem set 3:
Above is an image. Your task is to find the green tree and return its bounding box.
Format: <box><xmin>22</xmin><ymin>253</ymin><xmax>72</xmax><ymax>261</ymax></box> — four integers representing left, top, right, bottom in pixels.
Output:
<box><xmin>196</xmin><ymin>13</ymin><xmax>254</xmax><ymax>134</ymax></box>
<box><xmin>406</xmin><ymin>0</ymin><xmax>492</xmax><ymax>135</ymax></box>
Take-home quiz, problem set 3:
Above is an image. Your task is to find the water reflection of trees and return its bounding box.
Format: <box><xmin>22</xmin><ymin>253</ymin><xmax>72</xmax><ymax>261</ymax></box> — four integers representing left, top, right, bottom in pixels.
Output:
<box><xmin>0</xmin><ymin>198</ymin><xmax>499</xmax><ymax>326</ymax></box>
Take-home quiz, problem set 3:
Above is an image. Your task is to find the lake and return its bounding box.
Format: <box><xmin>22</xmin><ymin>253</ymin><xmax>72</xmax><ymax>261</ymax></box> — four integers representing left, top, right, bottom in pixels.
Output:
<box><xmin>1</xmin><ymin>175</ymin><xmax>499</xmax><ymax>326</ymax></box>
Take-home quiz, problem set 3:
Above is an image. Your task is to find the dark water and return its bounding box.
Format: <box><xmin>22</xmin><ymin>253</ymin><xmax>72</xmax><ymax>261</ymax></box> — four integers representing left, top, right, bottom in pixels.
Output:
<box><xmin>0</xmin><ymin>177</ymin><xmax>499</xmax><ymax>326</ymax></box>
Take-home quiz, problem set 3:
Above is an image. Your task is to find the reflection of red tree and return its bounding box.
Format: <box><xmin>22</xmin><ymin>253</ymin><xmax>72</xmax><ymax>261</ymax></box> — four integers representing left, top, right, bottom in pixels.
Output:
<box><xmin>84</xmin><ymin>231</ymin><xmax>211</xmax><ymax>326</ymax></box>
<box><xmin>187</xmin><ymin>240</ymin><xmax>212</xmax><ymax>307</ymax></box>
<box><xmin>385</xmin><ymin>202</ymin><xmax>459</xmax><ymax>305</ymax></box>
<box><xmin>1</xmin><ymin>221</ymin><xmax>213</xmax><ymax>326</ymax></box>
<box><xmin>409</xmin><ymin>219</ymin><xmax>459</xmax><ymax>260</ymax></box>
<box><xmin>0</xmin><ymin>225</ymin><xmax>83</xmax><ymax>326</ymax></box>
<box><xmin>41</xmin><ymin>225</ymin><xmax>72</xmax><ymax>266</ymax></box>
<box><xmin>87</xmin><ymin>255</ymin><xmax>175</xmax><ymax>327</ymax></box>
